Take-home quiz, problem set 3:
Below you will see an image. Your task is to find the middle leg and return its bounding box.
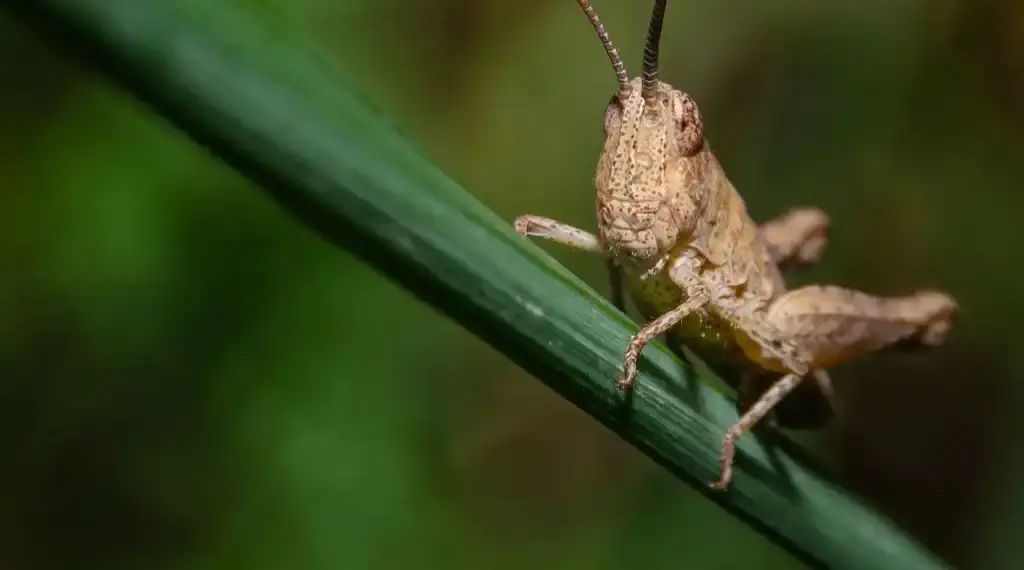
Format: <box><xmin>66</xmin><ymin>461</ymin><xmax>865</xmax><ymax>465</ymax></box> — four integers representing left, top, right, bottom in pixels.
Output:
<box><xmin>667</xmin><ymin>251</ymin><xmax>812</xmax><ymax>376</ymax></box>
<box><xmin>617</xmin><ymin>292</ymin><xmax>708</xmax><ymax>389</ymax></box>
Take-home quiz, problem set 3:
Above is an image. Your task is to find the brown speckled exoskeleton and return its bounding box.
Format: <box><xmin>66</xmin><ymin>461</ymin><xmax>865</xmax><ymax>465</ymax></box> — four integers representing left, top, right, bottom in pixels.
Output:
<box><xmin>514</xmin><ymin>0</ymin><xmax>957</xmax><ymax>490</ymax></box>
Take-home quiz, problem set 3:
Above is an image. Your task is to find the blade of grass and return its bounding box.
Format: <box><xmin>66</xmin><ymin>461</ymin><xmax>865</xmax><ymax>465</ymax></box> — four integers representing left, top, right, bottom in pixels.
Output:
<box><xmin>6</xmin><ymin>1</ymin><xmax>947</xmax><ymax>568</ymax></box>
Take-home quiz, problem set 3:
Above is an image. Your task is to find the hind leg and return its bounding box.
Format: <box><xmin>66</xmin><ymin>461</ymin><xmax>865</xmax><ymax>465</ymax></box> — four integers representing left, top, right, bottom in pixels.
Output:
<box><xmin>762</xmin><ymin>285</ymin><xmax>957</xmax><ymax>368</ymax></box>
<box><xmin>712</xmin><ymin>373</ymin><xmax>805</xmax><ymax>490</ymax></box>
<box><xmin>760</xmin><ymin>208</ymin><xmax>829</xmax><ymax>270</ymax></box>
<box><xmin>738</xmin><ymin>369</ymin><xmax>836</xmax><ymax>430</ymax></box>
<box><xmin>711</xmin><ymin>286</ymin><xmax>955</xmax><ymax>490</ymax></box>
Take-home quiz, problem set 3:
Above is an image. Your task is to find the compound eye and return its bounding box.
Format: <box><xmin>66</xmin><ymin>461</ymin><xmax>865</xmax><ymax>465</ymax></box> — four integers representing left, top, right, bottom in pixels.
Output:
<box><xmin>672</xmin><ymin>92</ymin><xmax>705</xmax><ymax>156</ymax></box>
<box><xmin>603</xmin><ymin>95</ymin><xmax>621</xmax><ymax>136</ymax></box>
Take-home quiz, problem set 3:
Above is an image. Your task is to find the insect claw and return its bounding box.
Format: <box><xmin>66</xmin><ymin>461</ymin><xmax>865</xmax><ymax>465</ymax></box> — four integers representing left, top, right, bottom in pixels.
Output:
<box><xmin>616</xmin><ymin>373</ymin><xmax>635</xmax><ymax>391</ymax></box>
<box><xmin>709</xmin><ymin>477</ymin><xmax>730</xmax><ymax>492</ymax></box>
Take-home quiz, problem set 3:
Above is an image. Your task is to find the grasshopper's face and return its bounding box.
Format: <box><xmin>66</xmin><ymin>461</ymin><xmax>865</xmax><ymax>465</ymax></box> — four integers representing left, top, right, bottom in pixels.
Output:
<box><xmin>596</xmin><ymin>78</ymin><xmax>705</xmax><ymax>269</ymax></box>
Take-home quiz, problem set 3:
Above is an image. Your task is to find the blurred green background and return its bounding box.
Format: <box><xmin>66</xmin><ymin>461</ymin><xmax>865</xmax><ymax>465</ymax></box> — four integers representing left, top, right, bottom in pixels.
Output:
<box><xmin>2</xmin><ymin>0</ymin><xmax>1022</xmax><ymax>568</ymax></box>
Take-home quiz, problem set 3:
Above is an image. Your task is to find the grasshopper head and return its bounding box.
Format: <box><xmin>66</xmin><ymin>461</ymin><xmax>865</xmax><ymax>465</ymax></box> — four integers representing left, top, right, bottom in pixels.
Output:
<box><xmin>576</xmin><ymin>0</ymin><xmax>706</xmax><ymax>267</ymax></box>
<box><xmin>598</xmin><ymin>78</ymin><xmax>704</xmax><ymax>266</ymax></box>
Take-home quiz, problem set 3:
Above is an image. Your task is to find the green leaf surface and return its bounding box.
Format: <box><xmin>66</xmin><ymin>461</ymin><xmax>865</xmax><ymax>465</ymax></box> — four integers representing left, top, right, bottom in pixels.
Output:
<box><xmin>5</xmin><ymin>1</ymin><xmax>948</xmax><ymax>568</ymax></box>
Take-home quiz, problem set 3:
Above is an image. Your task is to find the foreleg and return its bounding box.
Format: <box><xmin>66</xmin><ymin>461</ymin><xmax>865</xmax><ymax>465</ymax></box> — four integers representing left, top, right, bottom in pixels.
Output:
<box><xmin>514</xmin><ymin>215</ymin><xmax>603</xmax><ymax>253</ymax></box>
<box><xmin>514</xmin><ymin>215</ymin><xmax>632</xmax><ymax>311</ymax></box>
<box><xmin>607</xmin><ymin>260</ymin><xmax>627</xmax><ymax>312</ymax></box>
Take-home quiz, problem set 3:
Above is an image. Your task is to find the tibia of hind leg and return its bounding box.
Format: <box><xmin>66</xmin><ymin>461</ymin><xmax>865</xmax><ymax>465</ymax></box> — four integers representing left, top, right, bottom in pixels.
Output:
<box><xmin>739</xmin><ymin>370</ymin><xmax>835</xmax><ymax>430</ymax></box>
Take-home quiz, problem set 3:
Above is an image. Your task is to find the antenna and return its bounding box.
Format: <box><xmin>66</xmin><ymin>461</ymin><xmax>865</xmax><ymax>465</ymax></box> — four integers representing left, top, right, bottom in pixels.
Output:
<box><xmin>576</xmin><ymin>0</ymin><xmax>630</xmax><ymax>94</ymax></box>
<box><xmin>641</xmin><ymin>0</ymin><xmax>667</xmax><ymax>101</ymax></box>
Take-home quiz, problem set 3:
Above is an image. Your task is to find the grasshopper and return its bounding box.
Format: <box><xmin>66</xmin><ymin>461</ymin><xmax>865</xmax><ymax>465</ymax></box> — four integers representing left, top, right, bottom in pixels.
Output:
<box><xmin>514</xmin><ymin>0</ymin><xmax>957</xmax><ymax>490</ymax></box>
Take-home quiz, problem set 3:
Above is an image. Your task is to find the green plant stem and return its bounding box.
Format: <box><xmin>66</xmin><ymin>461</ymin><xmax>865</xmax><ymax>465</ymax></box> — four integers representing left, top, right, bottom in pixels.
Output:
<box><xmin>5</xmin><ymin>1</ymin><xmax>947</xmax><ymax>568</ymax></box>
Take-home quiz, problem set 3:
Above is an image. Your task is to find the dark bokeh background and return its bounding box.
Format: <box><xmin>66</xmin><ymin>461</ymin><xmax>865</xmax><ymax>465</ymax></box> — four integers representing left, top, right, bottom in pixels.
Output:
<box><xmin>2</xmin><ymin>1</ymin><xmax>1022</xmax><ymax>568</ymax></box>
